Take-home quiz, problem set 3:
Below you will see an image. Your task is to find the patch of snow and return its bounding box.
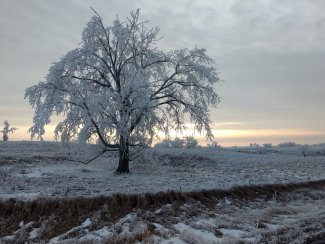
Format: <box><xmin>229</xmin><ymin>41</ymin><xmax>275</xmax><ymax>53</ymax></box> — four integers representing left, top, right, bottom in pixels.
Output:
<box><xmin>152</xmin><ymin>223</ymin><xmax>165</xmax><ymax>232</ymax></box>
<box><xmin>265</xmin><ymin>223</ymin><xmax>280</xmax><ymax>231</ymax></box>
<box><xmin>13</xmin><ymin>170</ymin><xmax>43</xmax><ymax>178</ymax></box>
<box><xmin>49</xmin><ymin>218</ymin><xmax>92</xmax><ymax>243</ymax></box>
<box><xmin>220</xmin><ymin>228</ymin><xmax>247</xmax><ymax>238</ymax></box>
<box><xmin>224</xmin><ymin>197</ymin><xmax>232</xmax><ymax>205</ymax></box>
<box><xmin>48</xmin><ymin>236</ymin><xmax>60</xmax><ymax>243</ymax></box>
<box><xmin>115</xmin><ymin>213</ymin><xmax>137</xmax><ymax>235</ymax></box>
<box><xmin>29</xmin><ymin>227</ymin><xmax>41</xmax><ymax>239</ymax></box>
<box><xmin>19</xmin><ymin>221</ymin><xmax>24</xmax><ymax>227</ymax></box>
<box><xmin>80</xmin><ymin>218</ymin><xmax>92</xmax><ymax>228</ymax></box>
<box><xmin>158</xmin><ymin>236</ymin><xmax>188</xmax><ymax>244</ymax></box>
<box><xmin>173</xmin><ymin>222</ymin><xmax>189</xmax><ymax>232</ymax></box>
<box><xmin>174</xmin><ymin>222</ymin><xmax>222</xmax><ymax>243</ymax></box>
<box><xmin>79</xmin><ymin>226</ymin><xmax>113</xmax><ymax>242</ymax></box>
<box><xmin>155</xmin><ymin>204</ymin><xmax>173</xmax><ymax>214</ymax></box>
<box><xmin>1</xmin><ymin>235</ymin><xmax>15</xmax><ymax>241</ymax></box>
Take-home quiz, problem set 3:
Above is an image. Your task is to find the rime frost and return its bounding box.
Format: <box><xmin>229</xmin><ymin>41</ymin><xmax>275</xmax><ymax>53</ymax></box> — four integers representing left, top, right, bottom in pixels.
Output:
<box><xmin>25</xmin><ymin>9</ymin><xmax>220</xmax><ymax>172</ymax></box>
<box><xmin>1</xmin><ymin>120</ymin><xmax>17</xmax><ymax>141</ymax></box>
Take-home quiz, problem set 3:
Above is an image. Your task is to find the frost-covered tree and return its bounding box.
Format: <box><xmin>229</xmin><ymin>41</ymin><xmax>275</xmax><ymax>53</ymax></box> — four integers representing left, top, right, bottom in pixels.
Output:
<box><xmin>183</xmin><ymin>136</ymin><xmax>198</xmax><ymax>148</ymax></box>
<box><xmin>1</xmin><ymin>121</ymin><xmax>17</xmax><ymax>141</ymax></box>
<box><xmin>25</xmin><ymin>9</ymin><xmax>220</xmax><ymax>173</ymax></box>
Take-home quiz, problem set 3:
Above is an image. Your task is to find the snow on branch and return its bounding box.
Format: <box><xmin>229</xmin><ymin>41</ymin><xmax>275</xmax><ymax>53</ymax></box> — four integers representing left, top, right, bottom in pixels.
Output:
<box><xmin>25</xmin><ymin>9</ymin><xmax>220</xmax><ymax>171</ymax></box>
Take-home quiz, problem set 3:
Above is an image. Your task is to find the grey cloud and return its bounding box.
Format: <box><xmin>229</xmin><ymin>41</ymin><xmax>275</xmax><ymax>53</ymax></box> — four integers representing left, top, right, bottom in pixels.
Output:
<box><xmin>0</xmin><ymin>0</ymin><xmax>324</xmax><ymax>144</ymax></box>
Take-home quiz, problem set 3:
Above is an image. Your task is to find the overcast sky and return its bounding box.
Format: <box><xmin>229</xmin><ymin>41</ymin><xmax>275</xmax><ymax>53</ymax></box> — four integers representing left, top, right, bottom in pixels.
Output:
<box><xmin>0</xmin><ymin>0</ymin><xmax>324</xmax><ymax>146</ymax></box>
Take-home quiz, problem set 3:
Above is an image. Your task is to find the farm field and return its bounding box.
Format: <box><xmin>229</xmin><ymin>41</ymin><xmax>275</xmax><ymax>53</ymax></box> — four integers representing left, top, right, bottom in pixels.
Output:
<box><xmin>0</xmin><ymin>142</ymin><xmax>324</xmax><ymax>200</ymax></box>
<box><xmin>0</xmin><ymin>141</ymin><xmax>324</xmax><ymax>243</ymax></box>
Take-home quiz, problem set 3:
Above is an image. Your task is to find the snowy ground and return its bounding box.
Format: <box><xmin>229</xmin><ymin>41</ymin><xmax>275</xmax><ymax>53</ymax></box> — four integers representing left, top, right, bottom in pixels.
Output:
<box><xmin>0</xmin><ymin>141</ymin><xmax>325</xmax><ymax>243</ymax></box>
<box><xmin>0</xmin><ymin>141</ymin><xmax>324</xmax><ymax>199</ymax></box>
<box><xmin>47</xmin><ymin>186</ymin><xmax>325</xmax><ymax>243</ymax></box>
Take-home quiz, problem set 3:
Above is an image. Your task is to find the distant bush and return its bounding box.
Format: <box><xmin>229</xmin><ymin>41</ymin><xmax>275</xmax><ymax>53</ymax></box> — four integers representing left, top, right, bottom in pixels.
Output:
<box><xmin>299</xmin><ymin>145</ymin><xmax>309</xmax><ymax>156</ymax></box>
<box><xmin>250</xmin><ymin>143</ymin><xmax>260</xmax><ymax>148</ymax></box>
<box><xmin>263</xmin><ymin>143</ymin><xmax>272</xmax><ymax>148</ymax></box>
<box><xmin>278</xmin><ymin>142</ymin><xmax>298</xmax><ymax>147</ymax></box>
<box><xmin>171</xmin><ymin>137</ymin><xmax>185</xmax><ymax>148</ymax></box>
<box><xmin>183</xmin><ymin>136</ymin><xmax>198</xmax><ymax>148</ymax></box>
<box><xmin>154</xmin><ymin>139</ymin><xmax>172</xmax><ymax>148</ymax></box>
<box><xmin>155</xmin><ymin>136</ymin><xmax>198</xmax><ymax>149</ymax></box>
<box><xmin>207</xmin><ymin>141</ymin><xmax>221</xmax><ymax>149</ymax></box>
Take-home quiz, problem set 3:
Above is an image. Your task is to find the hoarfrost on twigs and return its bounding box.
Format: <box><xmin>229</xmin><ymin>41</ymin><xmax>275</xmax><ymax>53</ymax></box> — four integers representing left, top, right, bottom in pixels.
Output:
<box><xmin>1</xmin><ymin>120</ymin><xmax>17</xmax><ymax>141</ymax></box>
<box><xmin>25</xmin><ymin>9</ymin><xmax>220</xmax><ymax>173</ymax></box>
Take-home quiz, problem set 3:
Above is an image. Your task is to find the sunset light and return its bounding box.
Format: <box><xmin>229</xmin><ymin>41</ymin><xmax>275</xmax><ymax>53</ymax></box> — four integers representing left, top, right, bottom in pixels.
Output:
<box><xmin>9</xmin><ymin>122</ymin><xmax>325</xmax><ymax>147</ymax></box>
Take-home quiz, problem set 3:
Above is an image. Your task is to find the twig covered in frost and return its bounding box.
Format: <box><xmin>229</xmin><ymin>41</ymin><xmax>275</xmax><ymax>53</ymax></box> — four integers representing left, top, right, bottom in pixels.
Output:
<box><xmin>25</xmin><ymin>9</ymin><xmax>220</xmax><ymax>173</ymax></box>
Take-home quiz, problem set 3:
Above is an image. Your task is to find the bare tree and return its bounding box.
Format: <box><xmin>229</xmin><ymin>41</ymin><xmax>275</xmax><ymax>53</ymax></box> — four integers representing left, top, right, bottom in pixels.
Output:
<box><xmin>25</xmin><ymin>9</ymin><xmax>220</xmax><ymax>173</ymax></box>
<box><xmin>1</xmin><ymin>121</ymin><xmax>17</xmax><ymax>141</ymax></box>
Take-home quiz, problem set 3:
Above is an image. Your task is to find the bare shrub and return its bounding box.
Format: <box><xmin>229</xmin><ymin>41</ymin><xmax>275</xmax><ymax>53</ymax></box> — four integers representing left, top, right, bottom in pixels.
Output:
<box><xmin>278</xmin><ymin>142</ymin><xmax>298</xmax><ymax>147</ymax></box>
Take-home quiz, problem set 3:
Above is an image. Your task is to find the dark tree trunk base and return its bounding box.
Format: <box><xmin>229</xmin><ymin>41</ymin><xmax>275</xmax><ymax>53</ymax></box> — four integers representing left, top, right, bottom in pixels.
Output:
<box><xmin>115</xmin><ymin>169</ymin><xmax>129</xmax><ymax>174</ymax></box>
<box><xmin>116</xmin><ymin>140</ymin><xmax>130</xmax><ymax>173</ymax></box>
<box><xmin>116</xmin><ymin>156</ymin><xmax>129</xmax><ymax>173</ymax></box>
<box><xmin>116</xmin><ymin>165</ymin><xmax>129</xmax><ymax>174</ymax></box>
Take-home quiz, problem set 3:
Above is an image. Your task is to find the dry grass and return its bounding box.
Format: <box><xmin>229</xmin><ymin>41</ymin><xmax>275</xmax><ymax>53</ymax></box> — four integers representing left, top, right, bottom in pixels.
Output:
<box><xmin>0</xmin><ymin>179</ymin><xmax>324</xmax><ymax>242</ymax></box>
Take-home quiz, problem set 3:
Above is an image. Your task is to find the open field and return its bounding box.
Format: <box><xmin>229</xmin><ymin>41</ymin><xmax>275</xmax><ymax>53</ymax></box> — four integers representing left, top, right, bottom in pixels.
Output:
<box><xmin>0</xmin><ymin>141</ymin><xmax>324</xmax><ymax>243</ymax></box>
<box><xmin>0</xmin><ymin>142</ymin><xmax>324</xmax><ymax>199</ymax></box>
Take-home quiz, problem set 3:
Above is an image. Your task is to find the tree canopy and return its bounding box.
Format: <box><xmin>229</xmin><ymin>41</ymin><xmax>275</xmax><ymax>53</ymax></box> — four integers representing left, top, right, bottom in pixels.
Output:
<box><xmin>25</xmin><ymin>9</ymin><xmax>220</xmax><ymax>173</ymax></box>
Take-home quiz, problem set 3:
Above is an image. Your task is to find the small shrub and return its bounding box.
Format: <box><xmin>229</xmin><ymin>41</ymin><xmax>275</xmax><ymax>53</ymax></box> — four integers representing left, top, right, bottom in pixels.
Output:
<box><xmin>299</xmin><ymin>145</ymin><xmax>309</xmax><ymax>157</ymax></box>
<box><xmin>263</xmin><ymin>143</ymin><xmax>272</xmax><ymax>148</ymax></box>
<box><xmin>1</xmin><ymin>120</ymin><xmax>17</xmax><ymax>141</ymax></box>
<box><xmin>278</xmin><ymin>142</ymin><xmax>298</xmax><ymax>147</ymax></box>
<box><xmin>250</xmin><ymin>143</ymin><xmax>260</xmax><ymax>148</ymax></box>
<box><xmin>207</xmin><ymin>141</ymin><xmax>221</xmax><ymax>149</ymax></box>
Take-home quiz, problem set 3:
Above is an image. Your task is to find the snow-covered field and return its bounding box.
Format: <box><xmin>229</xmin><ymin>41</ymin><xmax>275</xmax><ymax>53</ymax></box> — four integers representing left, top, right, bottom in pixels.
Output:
<box><xmin>0</xmin><ymin>141</ymin><xmax>324</xmax><ymax>243</ymax></box>
<box><xmin>0</xmin><ymin>141</ymin><xmax>324</xmax><ymax>200</ymax></box>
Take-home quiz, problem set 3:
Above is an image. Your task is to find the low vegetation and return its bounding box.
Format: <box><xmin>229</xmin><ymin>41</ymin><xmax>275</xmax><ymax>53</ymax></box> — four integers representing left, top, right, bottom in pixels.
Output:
<box><xmin>0</xmin><ymin>180</ymin><xmax>324</xmax><ymax>243</ymax></box>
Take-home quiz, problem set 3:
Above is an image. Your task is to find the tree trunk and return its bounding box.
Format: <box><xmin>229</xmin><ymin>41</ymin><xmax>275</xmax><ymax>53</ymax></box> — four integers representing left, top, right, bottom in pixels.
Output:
<box><xmin>3</xmin><ymin>134</ymin><xmax>8</xmax><ymax>141</ymax></box>
<box><xmin>116</xmin><ymin>137</ymin><xmax>129</xmax><ymax>173</ymax></box>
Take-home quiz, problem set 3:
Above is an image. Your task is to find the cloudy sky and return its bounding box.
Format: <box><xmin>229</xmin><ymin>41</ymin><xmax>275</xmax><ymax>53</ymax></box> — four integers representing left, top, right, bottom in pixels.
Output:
<box><xmin>0</xmin><ymin>0</ymin><xmax>324</xmax><ymax>146</ymax></box>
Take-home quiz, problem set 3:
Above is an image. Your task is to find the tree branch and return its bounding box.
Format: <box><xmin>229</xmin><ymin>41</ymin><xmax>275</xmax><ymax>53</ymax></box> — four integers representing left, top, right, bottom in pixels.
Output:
<box><xmin>67</xmin><ymin>148</ymin><xmax>118</xmax><ymax>165</ymax></box>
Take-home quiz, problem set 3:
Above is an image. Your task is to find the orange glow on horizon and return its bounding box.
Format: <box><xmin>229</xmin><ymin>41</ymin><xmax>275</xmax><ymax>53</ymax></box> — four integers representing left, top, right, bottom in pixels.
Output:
<box><xmin>6</xmin><ymin>124</ymin><xmax>325</xmax><ymax>147</ymax></box>
<box><xmin>211</xmin><ymin>128</ymin><xmax>324</xmax><ymax>138</ymax></box>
